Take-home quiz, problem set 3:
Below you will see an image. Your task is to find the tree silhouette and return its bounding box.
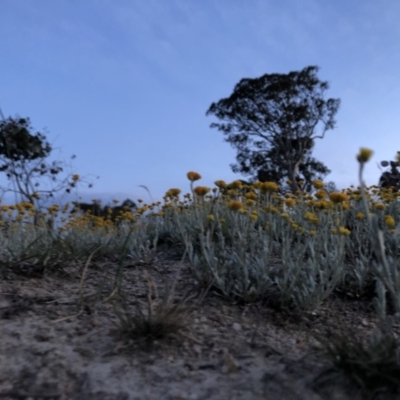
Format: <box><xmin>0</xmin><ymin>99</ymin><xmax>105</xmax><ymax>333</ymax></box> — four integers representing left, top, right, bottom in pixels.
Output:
<box><xmin>0</xmin><ymin>116</ymin><xmax>51</xmax><ymax>164</ymax></box>
<box><xmin>71</xmin><ymin>198</ymin><xmax>137</xmax><ymax>225</ymax></box>
<box><xmin>378</xmin><ymin>153</ymin><xmax>400</xmax><ymax>192</ymax></box>
<box><xmin>0</xmin><ymin>112</ymin><xmax>93</xmax><ymax>224</ymax></box>
<box><xmin>206</xmin><ymin>65</ymin><xmax>340</xmax><ymax>193</ymax></box>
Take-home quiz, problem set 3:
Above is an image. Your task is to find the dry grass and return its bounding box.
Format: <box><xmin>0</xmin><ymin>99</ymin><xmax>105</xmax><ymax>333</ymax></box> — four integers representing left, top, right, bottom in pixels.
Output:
<box><xmin>314</xmin><ymin>315</ymin><xmax>400</xmax><ymax>397</ymax></box>
<box><xmin>112</xmin><ymin>270</ymin><xmax>197</xmax><ymax>341</ymax></box>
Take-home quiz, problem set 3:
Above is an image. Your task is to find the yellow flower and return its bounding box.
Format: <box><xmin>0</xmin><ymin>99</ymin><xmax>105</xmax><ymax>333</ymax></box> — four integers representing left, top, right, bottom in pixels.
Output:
<box><xmin>375</xmin><ymin>203</ymin><xmax>386</xmax><ymax>210</ymax></box>
<box><xmin>214</xmin><ymin>180</ymin><xmax>227</xmax><ymax>189</ymax></box>
<box><xmin>314</xmin><ymin>190</ymin><xmax>327</xmax><ymax>200</ymax></box>
<box><xmin>312</xmin><ymin>180</ymin><xmax>324</xmax><ymax>189</ymax></box>
<box><xmin>356</xmin><ymin>148</ymin><xmax>373</xmax><ymax>163</ymax></box>
<box><xmin>384</xmin><ymin>215</ymin><xmax>396</xmax><ymax>229</ymax></box>
<box><xmin>304</xmin><ymin>211</ymin><xmax>315</xmax><ymax>221</ymax></box>
<box><xmin>331</xmin><ymin>227</ymin><xmax>350</xmax><ymax>235</ymax></box>
<box><xmin>329</xmin><ymin>192</ymin><xmax>349</xmax><ymax>203</ymax></box>
<box><xmin>314</xmin><ymin>200</ymin><xmax>327</xmax><ymax>209</ymax></box>
<box><xmin>260</xmin><ymin>182</ymin><xmax>279</xmax><ymax>193</ymax></box>
<box><xmin>309</xmin><ymin>230</ymin><xmax>316</xmax><ymax>236</ymax></box>
<box><xmin>21</xmin><ymin>202</ymin><xmax>34</xmax><ymax>210</ymax></box>
<box><xmin>304</xmin><ymin>211</ymin><xmax>319</xmax><ymax>225</ymax></box>
<box><xmin>166</xmin><ymin>188</ymin><xmax>181</xmax><ymax>197</ymax></box>
<box><xmin>207</xmin><ymin>214</ymin><xmax>214</xmax><ymax>221</ymax></box>
<box><xmin>227</xmin><ymin>201</ymin><xmax>243</xmax><ymax>211</ymax></box>
<box><xmin>194</xmin><ymin>186</ymin><xmax>210</xmax><ymax>197</ymax></box>
<box><xmin>338</xmin><ymin>226</ymin><xmax>351</xmax><ymax>236</ymax></box>
<box><xmin>356</xmin><ymin>212</ymin><xmax>365</xmax><ymax>220</ymax></box>
<box><xmin>245</xmin><ymin>191</ymin><xmax>258</xmax><ymax>200</ymax></box>
<box><xmin>245</xmin><ymin>199</ymin><xmax>256</xmax><ymax>207</ymax></box>
<box><xmin>229</xmin><ymin>180</ymin><xmax>243</xmax><ymax>190</ymax></box>
<box><xmin>284</xmin><ymin>198</ymin><xmax>296</xmax><ymax>208</ymax></box>
<box><xmin>187</xmin><ymin>171</ymin><xmax>202</xmax><ymax>181</ymax></box>
<box><xmin>47</xmin><ymin>205</ymin><xmax>59</xmax><ymax>216</ymax></box>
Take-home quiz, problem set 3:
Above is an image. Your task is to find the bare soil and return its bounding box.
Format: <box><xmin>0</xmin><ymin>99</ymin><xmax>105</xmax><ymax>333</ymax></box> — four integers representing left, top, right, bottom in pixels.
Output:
<box><xmin>1</xmin><ymin>242</ymin><xmax>399</xmax><ymax>400</ymax></box>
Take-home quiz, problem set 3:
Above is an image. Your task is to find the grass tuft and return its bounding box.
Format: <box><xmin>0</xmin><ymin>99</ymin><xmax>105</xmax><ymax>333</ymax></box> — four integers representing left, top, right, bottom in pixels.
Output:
<box><xmin>316</xmin><ymin>317</ymin><xmax>400</xmax><ymax>395</ymax></box>
<box><xmin>112</xmin><ymin>271</ymin><xmax>196</xmax><ymax>341</ymax></box>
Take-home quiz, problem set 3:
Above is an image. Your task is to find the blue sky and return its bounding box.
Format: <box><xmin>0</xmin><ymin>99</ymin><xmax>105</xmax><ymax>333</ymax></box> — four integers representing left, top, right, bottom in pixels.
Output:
<box><xmin>1</xmin><ymin>0</ymin><xmax>399</xmax><ymax>207</ymax></box>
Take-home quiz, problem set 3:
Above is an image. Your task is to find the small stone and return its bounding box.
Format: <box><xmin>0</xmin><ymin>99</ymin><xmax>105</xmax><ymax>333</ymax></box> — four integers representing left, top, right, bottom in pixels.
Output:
<box><xmin>232</xmin><ymin>322</ymin><xmax>241</xmax><ymax>332</ymax></box>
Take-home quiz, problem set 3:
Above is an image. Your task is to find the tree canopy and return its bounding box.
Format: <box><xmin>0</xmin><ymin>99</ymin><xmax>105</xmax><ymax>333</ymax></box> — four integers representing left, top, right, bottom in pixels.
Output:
<box><xmin>206</xmin><ymin>65</ymin><xmax>340</xmax><ymax>192</ymax></box>
<box><xmin>0</xmin><ymin>116</ymin><xmax>51</xmax><ymax>163</ymax></box>
<box><xmin>0</xmin><ymin>112</ymin><xmax>93</xmax><ymax>218</ymax></box>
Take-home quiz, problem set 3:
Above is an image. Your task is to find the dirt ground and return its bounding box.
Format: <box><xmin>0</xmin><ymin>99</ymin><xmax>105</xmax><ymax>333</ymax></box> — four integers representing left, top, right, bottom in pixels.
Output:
<box><xmin>1</xmin><ymin>242</ymin><xmax>399</xmax><ymax>400</ymax></box>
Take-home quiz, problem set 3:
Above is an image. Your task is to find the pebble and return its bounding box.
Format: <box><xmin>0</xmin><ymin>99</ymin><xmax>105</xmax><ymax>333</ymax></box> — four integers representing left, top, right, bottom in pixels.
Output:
<box><xmin>232</xmin><ymin>322</ymin><xmax>241</xmax><ymax>332</ymax></box>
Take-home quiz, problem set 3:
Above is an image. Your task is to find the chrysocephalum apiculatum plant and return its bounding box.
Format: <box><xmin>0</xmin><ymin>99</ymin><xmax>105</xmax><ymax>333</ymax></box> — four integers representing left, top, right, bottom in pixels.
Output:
<box><xmin>0</xmin><ymin>162</ymin><xmax>399</xmax><ymax>315</ymax></box>
<box><xmin>314</xmin><ymin>148</ymin><xmax>400</xmax><ymax>396</ymax></box>
<box><xmin>2</xmin><ymin>161</ymin><xmax>400</xmax><ymax>308</ymax></box>
<box><xmin>177</xmin><ymin>170</ymin><xmax>350</xmax><ymax>309</ymax></box>
<box><xmin>356</xmin><ymin>148</ymin><xmax>400</xmax><ymax>317</ymax></box>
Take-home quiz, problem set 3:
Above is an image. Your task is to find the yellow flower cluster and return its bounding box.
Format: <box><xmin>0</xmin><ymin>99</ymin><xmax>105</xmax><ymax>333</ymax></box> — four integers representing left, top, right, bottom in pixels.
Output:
<box><xmin>194</xmin><ymin>186</ymin><xmax>210</xmax><ymax>197</ymax></box>
<box><xmin>356</xmin><ymin>148</ymin><xmax>373</xmax><ymax>163</ymax></box>
<box><xmin>187</xmin><ymin>171</ymin><xmax>201</xmax><ymax>181</ymax></box>
<box><xmin>329</xmin><ymin>192</ymin><xmax>349</xmax><ymax>203</ymax></box>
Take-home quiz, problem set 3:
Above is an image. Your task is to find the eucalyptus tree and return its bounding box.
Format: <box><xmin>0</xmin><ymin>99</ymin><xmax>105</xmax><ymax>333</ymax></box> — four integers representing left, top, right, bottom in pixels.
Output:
<box><xmin>206</xmin><ymin>65</ymin><xmax>340</xmax><ymax>193</ymax></box>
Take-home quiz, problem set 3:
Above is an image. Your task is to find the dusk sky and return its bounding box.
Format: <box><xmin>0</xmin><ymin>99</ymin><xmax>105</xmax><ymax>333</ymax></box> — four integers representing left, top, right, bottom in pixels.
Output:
<box><xmin>1</xmin><ymin>0</ymin><xmax>399</xmax><ymax>207</ymax></box>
